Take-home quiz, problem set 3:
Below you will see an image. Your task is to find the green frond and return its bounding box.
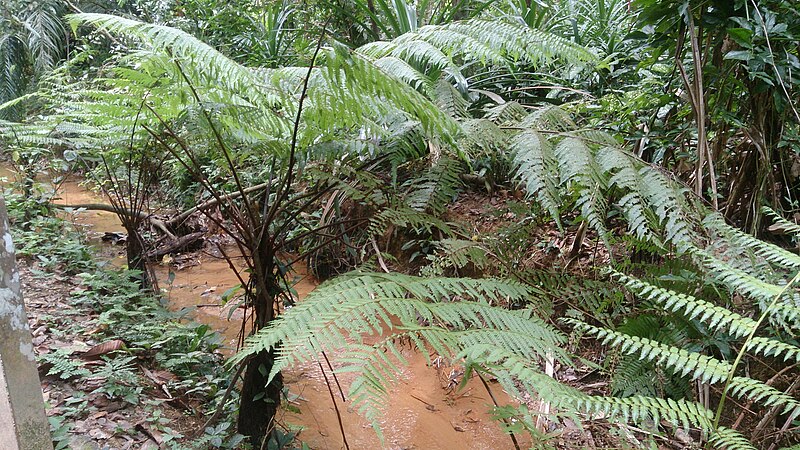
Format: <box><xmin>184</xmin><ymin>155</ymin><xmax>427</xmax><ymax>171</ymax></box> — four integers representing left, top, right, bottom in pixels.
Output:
<box><xmin>569</xmin><ymin>316</ymin><xmax>800</xmax><ymax>415</ymax></box>
<box><xmin>511</xmin><ymin>106</ymin><xmax>700</xmax><ymax>252</ymax></box>
<box><xmin>637</xmin><ymin>168</ymin><xmax>695</xmax><ymax>251</ymax></box>
<box><xmin>324</xmin><ymin>44</ymin><xmax>461</xmax><ymax>144</ymax></box>
<box><xmin>432</xmin><ymin>77</ymin><xmax>469</xmax><ymax>118</ymax></box>
<box><xmin>511</xmin><ymin>130</ymin><xmax>563</xmax><ymax>229</ymax></box>
<box><xmin>0</xmin><ymin>34</ymin><xmax>29</xmax><ymax>115</ymax></box>
<box><xmin>728</xmin><ymin>376</ymin><xmax>800</xmax><ymax>412</ymax></box>
<box><xmin>396</xmin><ymin>19</ymin><xmax>594</xmax><ymax>68</ymax></box>
<box><xmin>460</xmin><ymin>338</ymin><xmax>715</xmax><ymax>432</ymax></box>
<box><xmin>519</xmin><ymin>105</ymin><xmax>577</xmax><ymax>131</ymax></box>
<box><xmin>367</xmin><ymin>206</ymin><xmax>454</xmax><ymax>237</ymax></box>
<box><xmin>402</xmin><ymin>157</ymin><xmax>462</xmax><ymax>215</ymax></box>
<box><xmin>598</xmin><ymin>147</ymin><xmax>660</xmax><ymax>244</ymax></box>
<box><xmin>566</xmin><ymin>318</ymin><xmax>730</xmax><ymax>384</ymax></box>
<box><xmin>70</xmin><ymin>13</ymin><xmax>281</xmax><ymax>107</ymax></box>
<box><xmin>610</xmin><ymin>355</ymin><xmax>659</xmax><ymax>397</ymax></box>
<box><xmin>707</xmin><ymin>427</ymin><xmax>757</xmax><ymax>450</ymax></box>
<box><xmin>611</xmin><ymin>270</ymin><xmax>756</xmax><ymax>338</ymax></box>
<box><xmin>421</xmin><ymin>238</ymin><xmax>491</xmax><ymax>277</ymax></box>
<box><xmin>705</xmin><ymin>214</ymin><xmax>800</xmax><ymax>270</ymax></box>
<box><xmin>743</xmin><ymin>337</ymin><xmax>800</xmax><ymax>364</ymax></box>
<box><xmin>762</xmin><ymin>206</ymin><xmax>800</xmax><ymax>237</ymax></box>
<box><xmin>459</xmin><ymin>119</ymin><xmax>508</xmax><ymax>157</ymax></box>
<box><xmin>484</xmin><ymin>101</ymin><xmax>527</xmax><ymax>125</ymax></box>
<box><xmin>357</xmin><ymin>39</ymin><xmax>458</xmax><ymax>84</ymax></box>
<box><xmin>371</xmin><ymin>55</ymin><xmax>432</xmax><ymax>91</ymax></box>
<box><xmin>556</xmin><ymin>137</ymin><xmax>610</xmax><ymax>244</ymax></box>
<box><xmin>26</xmin><ymin>1</ymin><xmax>66</xmax><ymax>73</ymax></box>
<box><xmin>695</xmin><ymin>249</ymin><xmax>783</xmax><ymax>305</ymax></box>
<box><xmin>232</xmin><ymin>272</ymin><xmax>556</xmax><ymax>429</ymax></box>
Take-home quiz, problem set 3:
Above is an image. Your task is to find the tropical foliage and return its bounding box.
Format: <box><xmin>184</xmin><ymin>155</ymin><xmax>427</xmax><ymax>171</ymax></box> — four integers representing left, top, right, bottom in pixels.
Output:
<box><xmin>3</xmin><ymin>0</ymin><xmax>800</xmax><ymax>448</ymax></box>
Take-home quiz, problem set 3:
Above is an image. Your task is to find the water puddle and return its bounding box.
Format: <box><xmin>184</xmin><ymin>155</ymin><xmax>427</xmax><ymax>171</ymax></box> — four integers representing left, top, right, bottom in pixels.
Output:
<box><xmin>31</xmin><ymin>172</ymin><xmax>524</xmax><ymax>449</ymax></box>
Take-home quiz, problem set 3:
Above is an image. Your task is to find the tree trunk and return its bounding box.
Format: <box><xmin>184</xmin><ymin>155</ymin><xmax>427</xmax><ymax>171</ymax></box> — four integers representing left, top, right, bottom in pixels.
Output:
<box><xmin>238</xmin><ymin>249</ymin><xmax>283</xmax><ymax>447</ymax></box>
<box><xmin>125</xmin><ymin>226</ymin><xmax>153</xmax><ymax>291</ymax></box>
<box><xmin>238</xmin><ymin>348</ymin><xmax>283</xmax><ymax>448</ymax></box>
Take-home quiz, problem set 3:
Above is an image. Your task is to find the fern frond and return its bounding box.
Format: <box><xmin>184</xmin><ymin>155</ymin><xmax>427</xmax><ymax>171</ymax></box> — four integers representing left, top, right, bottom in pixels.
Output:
<box><xmin>566</xmin><ymin>318</ymin><xmax>730</xmax><ymax>384</ymax></box>
<box><xmin>402</xmin><ymin>157</ymin><xmax>462</xmax><ymax>215</ymax></box>
<box><xmin>461</xmin><ymin>338</ymin><xmax>716</xmax><ymax>431</ymax></box>
<box><xmin>743</xmin><ymin>337</ymin><xmax>800</xmax><ymax>364</ymax></box>
<box><xmin>421</xmin><ymin>238</ymin><xmax>491</xmax><ymax>277</ymax></box>
<box><xmin>696</xmin><ymin>250</ymin><xmax>783</xmax><ymax>305</ymax></box>
<box><xmin>460</xmin><ymin>119</ymin><xmax>508</xmax><ymax>157</ymax></box>
<box><xmin>511</xmin><ymin>130</ymin><xmax>563</xmax><ymax>229</ymax></box>
<box><xmin>232</xmin><ymin>273</ymin><xmax>556</xmax><ymax>428</ymax></box>
<box><xmin>763</xmin><ymin>206</ymin><xmax>800</xmax><ymax>237</ymax></box>
<box><xmin>484</xmin><ymin>101</ymin><xmax>527</xmax><ymax>125</ymax></box>
<box><xmin>372</xmin><ymin>56</ymin><xmax>432</xmax><ymax>92</ymax></box>
<box><xmin>569</xmin><ymin>317</ymin><xmax>800</xmax><ymax>414</ymax></box>
<box><xmin>708</xmin><ymin>427</ymin><xmax>758</xmax><ymax>450</ymax></box>
<box><xmin>598</xmin><ymin>147</ymin><xmax>660</xmax><ymax>244</ymax></box>
<box><xmin>367</xmin><ymin>206</ymin><xmax>454</xmax><ymax>237</ymax></box>
<box><xmin>705</xmin><ymin>214</ymin><xmax>800</xmax><ymax>270</ymax></box>
<box><xmin>519</xmin><ymin>105</ymin><xmax>577</xmax><ymax>131</ymax></box>
<box><xmin>728</xmin><ymin>376</ymin><xmax>800</xmax><ymax>412</ymax></box>
<box><xmin>432</xmin><ymin>78</ymin><xmax>469</xmax><ymax>118</ymax></box>
<box><xmin>611</xmin><ymin>270</ymin><xmax>756</xmax><ymax>339</ymax></box>
<box><xmin>396</xmin><ymin>19</ymin><xmax>594</xmax><ymax>68</ymax></box>
<box><xmin>27</xmin><ymin>1</ymin><xmax>66</xmax><ymax>73</ymax></box>
<box><xmin>70</xmin><ymin>13</ymin><xmax>281</xmax><ymax>106</ymax></box>
<box><xmin>556</xmin><ymin>137</ymin><xmax>609</xmax><ymax>243</ymax></box>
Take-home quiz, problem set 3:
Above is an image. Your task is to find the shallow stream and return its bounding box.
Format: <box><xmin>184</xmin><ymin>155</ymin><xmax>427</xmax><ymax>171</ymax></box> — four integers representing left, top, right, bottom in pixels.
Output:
<box><xmin>20</xmin><ymin>169</ymin><xmax>524</xmax><ymax>449</ymax></box>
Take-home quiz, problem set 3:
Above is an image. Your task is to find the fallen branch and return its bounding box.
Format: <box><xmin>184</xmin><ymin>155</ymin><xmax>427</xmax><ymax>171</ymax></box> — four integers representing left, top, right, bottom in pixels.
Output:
<box><xmin>52</xmin><ymin>202</ymin><xmax>147</xmax><ymax>219</ymax></box>
<box><xmin>146</xmin><ymin>232</ymin><xmax>205</xmax><ymax>259</ymax></box>
<box><xmin>52</xmin><ymin>203</ymin><xmax>176</xmax><ymax>239</ymax></box>
<box><xmin>166</xmin><ymin>182</ymin><xmax>271</xmax><ymax>228</ymax></box>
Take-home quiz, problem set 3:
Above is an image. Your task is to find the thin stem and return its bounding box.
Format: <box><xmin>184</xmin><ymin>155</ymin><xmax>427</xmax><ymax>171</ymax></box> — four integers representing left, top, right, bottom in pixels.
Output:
<box><xmin>316</xmin><ymin>357</ymin><xmax>350</xmax><ymax>450</ymax></box>
<box><xmin>477</xmin><ymin>372</ymin><xmax>521</xmax><ymax>450</ymax></box>
<box><xmin>265</xmin><ymin>17</ymin><xmax>330</xmax><ymax>231</ymax></box>
<box><xmin>711</xmin><ymin>270</ymin><xmax>800</xmax><ymax>436</ymax></box>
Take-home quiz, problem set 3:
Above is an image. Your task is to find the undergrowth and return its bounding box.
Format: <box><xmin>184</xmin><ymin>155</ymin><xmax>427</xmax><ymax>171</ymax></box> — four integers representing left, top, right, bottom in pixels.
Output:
<box><xmin>5</xmin><ymin>186</ymin><xmax>246</xmax><ymax>449</ymax></box>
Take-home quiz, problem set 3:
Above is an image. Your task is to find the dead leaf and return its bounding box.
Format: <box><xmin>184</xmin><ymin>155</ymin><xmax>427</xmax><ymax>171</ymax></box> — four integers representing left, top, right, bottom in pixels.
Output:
<box><xmin>81</xmin><ymin>339</ymin><xmax>126</xmax><ymax>360</ymax></box>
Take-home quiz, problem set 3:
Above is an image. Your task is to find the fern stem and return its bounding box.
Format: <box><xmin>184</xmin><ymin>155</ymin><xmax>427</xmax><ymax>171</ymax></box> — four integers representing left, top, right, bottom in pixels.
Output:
<box><xmin>317</xmin><ymin>357</ymin><xmax>350</xmax><ymax>450</ymax></box>
<box><xmin>477</xmin><ymin>372</ymin><xmax>521</xmax><ymax>450</ymax></box>
<box><xmin>711</xmin><ymin>269</ymin><xmax>800</xmax><ymax>440</ymax></box>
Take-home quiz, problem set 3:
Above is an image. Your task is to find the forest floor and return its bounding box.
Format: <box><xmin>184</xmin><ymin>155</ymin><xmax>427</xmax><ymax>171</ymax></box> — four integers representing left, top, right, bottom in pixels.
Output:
<box><xmin>17</xmin><ymin>178</ymin><xmax>682</xmax><ymax>449</ymax></box>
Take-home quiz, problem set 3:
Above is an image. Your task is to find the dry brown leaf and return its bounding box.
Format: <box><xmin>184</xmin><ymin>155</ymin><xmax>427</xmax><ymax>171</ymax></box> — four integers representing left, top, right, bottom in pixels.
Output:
<box><xmin>81</xmin><ymin>339</ymin><xmax>126</xmax><ymax>360</ymax></box>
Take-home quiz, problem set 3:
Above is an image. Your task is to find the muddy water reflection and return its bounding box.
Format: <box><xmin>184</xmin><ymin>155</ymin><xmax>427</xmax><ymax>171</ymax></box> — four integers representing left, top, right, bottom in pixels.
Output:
<box><xmin>46</xmin><ymin>175</ymin><xmax>524</xmax><ymax>449</ymax></box>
